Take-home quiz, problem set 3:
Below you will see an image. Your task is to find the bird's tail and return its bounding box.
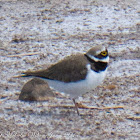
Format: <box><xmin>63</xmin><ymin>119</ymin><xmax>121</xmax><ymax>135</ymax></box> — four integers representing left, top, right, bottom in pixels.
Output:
<box><xmin>12</xmin><ymin>71</ymin><xmax>33</xmax><ymax>78</ymax></box>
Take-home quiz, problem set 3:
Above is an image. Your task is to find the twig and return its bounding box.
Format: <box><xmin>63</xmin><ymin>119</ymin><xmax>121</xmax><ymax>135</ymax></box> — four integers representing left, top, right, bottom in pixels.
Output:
<box><xmin>48</xmin><ymin>104</ymin><xmax>125</xmax><ymax>110</ymax></box>
<box><xmin>8</xmin><ymin>52</ymin><xmax>40</xmax><ymax>57</ymax></box>
<box><xmin>12</xmin><ymin>74</ymin><xmax>25</xmax><ymax>78</ymax></box>
<box><xmin>127</xmin><ymin>116</ymin><xmax>140</xmax><ymax>121</ymax></box>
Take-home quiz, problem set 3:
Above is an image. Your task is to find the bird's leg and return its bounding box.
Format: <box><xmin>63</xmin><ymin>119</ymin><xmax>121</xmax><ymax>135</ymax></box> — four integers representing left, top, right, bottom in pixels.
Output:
<box><xmin>72</xmin><ymin>99</ymin><xmax>80</xmax><ymax>115</ymax></box>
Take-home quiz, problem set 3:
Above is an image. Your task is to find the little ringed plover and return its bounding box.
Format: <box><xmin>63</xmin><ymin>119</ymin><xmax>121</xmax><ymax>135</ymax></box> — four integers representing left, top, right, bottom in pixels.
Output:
<box><xmin>21</xmin><ymin>46</ymin><xmax>109</xmax><ymax>115</ymax></box>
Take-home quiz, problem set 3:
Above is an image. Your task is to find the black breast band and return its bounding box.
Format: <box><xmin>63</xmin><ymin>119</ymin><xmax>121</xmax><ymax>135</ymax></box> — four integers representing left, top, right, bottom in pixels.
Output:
<box><xmin>84</xmin><ymin>54</ymin><xmax>108</xmax><ymax>72</ymax></box>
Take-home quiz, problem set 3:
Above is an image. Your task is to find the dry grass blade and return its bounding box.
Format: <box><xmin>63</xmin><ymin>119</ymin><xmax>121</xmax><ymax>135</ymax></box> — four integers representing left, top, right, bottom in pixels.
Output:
<box><xmin>8</xmin><ymin>52</ymin><xmax>40</xmax><ymax>57</ymax></box>
<box><xmin>12</xmin><ymin>74</ymin><xmax>25</xmax><ymax>78</ymax></box>
<box><xmin>48</xmin><ymin>104</ymin><xmax>125</xmax><ymax>110</ymax></box>
<box><xmin>127</xmin><ymin>116</ymin><xmax>140</xmax><ymax>121</ymax></box>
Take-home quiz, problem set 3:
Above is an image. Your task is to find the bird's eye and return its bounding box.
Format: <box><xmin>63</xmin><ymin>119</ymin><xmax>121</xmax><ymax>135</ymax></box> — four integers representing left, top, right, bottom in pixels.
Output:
<box><xmin>100</xmin><ymin>51</ymin><xmax>107</xmax><ymax>56</ymax></box>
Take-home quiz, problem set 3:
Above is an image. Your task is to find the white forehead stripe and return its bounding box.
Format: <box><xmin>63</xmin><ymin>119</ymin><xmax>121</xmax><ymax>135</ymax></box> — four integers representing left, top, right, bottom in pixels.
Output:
<box><xmin>88</xmin><ymin>55</ymin><xmax>109</xmax><ymax>63</ymax></box>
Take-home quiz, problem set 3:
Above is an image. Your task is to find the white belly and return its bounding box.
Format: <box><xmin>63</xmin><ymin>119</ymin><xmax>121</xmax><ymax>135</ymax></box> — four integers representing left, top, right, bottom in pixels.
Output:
<box><xmin>44</xmin><ymin>64</ymin><xmax>107</xmax><ymax>99</ymax></box>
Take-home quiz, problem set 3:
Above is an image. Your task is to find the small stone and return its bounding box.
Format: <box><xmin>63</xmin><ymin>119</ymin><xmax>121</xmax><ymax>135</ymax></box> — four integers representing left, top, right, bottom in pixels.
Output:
<box><xmin>19</xmin><ymin>78</ymin><xmax>55</xmax><ymax>101</ymax></box>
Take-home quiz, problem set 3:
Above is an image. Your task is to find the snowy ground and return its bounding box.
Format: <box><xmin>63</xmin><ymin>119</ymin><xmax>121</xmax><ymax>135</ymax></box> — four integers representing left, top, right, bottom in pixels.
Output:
<box><xmin>0</xmin><ymin>0</ymin><xmax>140</xmax><ymax>140</ymax></box>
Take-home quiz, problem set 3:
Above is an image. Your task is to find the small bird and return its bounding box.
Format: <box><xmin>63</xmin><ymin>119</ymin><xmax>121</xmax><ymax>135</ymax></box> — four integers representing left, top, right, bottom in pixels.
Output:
<box><xmin>21</xmin><ymin>46</ymin><xmax>109</xmax><ymax>115</ymax></box>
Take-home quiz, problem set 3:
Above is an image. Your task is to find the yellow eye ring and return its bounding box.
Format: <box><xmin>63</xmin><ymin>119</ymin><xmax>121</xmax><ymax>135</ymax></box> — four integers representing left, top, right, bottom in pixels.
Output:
<box><xmin>100</xmin><ymin>51</ymin><xmax>107</xmax><ymax>56</ymax></box>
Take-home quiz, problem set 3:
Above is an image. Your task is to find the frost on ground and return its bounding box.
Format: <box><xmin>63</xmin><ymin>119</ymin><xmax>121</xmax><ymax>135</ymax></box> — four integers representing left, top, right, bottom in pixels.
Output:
<box><xmin>0</xmin><ymin>0</ymin><xmax>140</xmax><ymax>140</ymax></box>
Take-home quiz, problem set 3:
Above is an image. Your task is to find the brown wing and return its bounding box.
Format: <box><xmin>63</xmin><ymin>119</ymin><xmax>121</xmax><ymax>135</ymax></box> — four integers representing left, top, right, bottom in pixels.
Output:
<box><xmin>23</xmin><ymin>54</ymin><xmax>88</xmax><ymax>83</ymax></box>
